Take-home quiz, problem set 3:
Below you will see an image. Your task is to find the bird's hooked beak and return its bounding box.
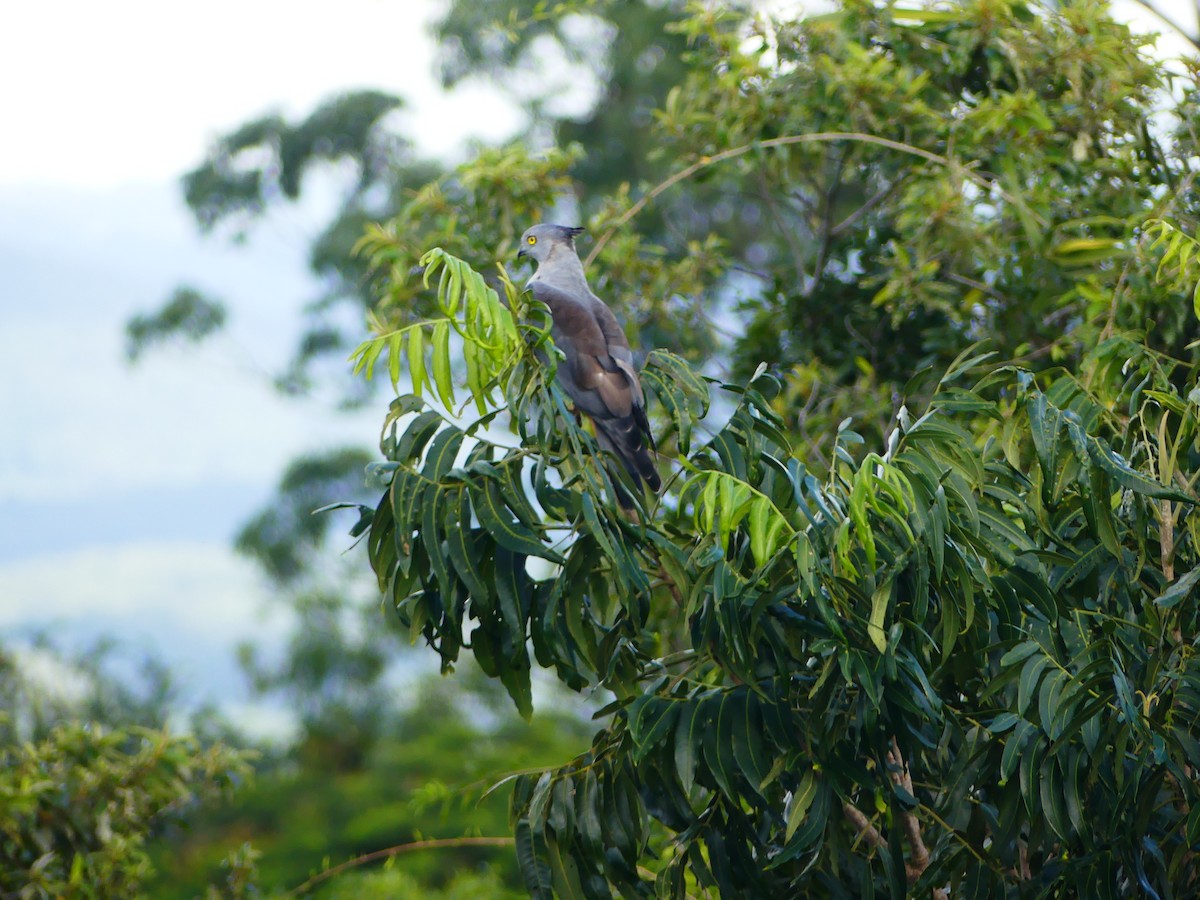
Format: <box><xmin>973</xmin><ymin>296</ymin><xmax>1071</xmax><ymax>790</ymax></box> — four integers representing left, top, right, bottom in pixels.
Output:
<box><xmin>517</xmin><ymin>246</ymin><xmax>528</xmax><ymax>259</ymax></box>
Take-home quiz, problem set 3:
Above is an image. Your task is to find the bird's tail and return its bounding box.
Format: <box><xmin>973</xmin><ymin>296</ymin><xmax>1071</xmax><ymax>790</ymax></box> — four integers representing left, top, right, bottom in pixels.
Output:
<box><xmin>593</xmin><ymin>414</ymin><xmax>661</xmax><ymax>509</ymax></box>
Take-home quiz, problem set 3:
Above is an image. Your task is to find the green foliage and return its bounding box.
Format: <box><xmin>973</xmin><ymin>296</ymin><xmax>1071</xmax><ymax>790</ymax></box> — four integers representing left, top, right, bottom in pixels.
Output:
<box><xmin>125</xmin><ymin>286</ymin><xmax>227</xmax><ymax>362</ymax></box>
<box><xmin>236</xmin><ymin>448</ymin><xmax>376</xmax><ymax>586</ymax></box>
<box><xmin>653</xmin><ymin>0</ymin><xmax>1194</xmax><ymax>445</ymax></box>
<box><xmin>1145</xmin><ymin>217</ymin><xmax>1200</xmax><ymax>317</ymax></box>
<box><xmin>327</xmin><ymin>0</ymin><xmax>1199</xmax><ymax>466</ymax></box>
<box><xmin>348</xmin><ymin>247</ymin><xmax>533</xmax><ymax>415</ymax></box>
<box><xmin>435</xmin><ymin>0</ymin><xmax>718</xmax><ymax>196</ymax></box>
<box><xmin>147</xmin><ymin>670</ymin><xmax>591</xmax><ymax>898</ymax></box>
<box><xmin>0</xmin><ymin>636</ymin><xmax>178</xmax><ymax>744</ymax></box>
<box><xmin>0</xmin><ymin>719</ymin><xmax>250</xmax><ymax>898</ymax></box>
<box><xmin>322</xmin><ymin>867</ymin><xmax>526</xmax><ymax>900</ymax></box>
<box><xmin>352</xmin><ymin>235</ymin><xmax>1200</xmax><ymax>894</ymax></box>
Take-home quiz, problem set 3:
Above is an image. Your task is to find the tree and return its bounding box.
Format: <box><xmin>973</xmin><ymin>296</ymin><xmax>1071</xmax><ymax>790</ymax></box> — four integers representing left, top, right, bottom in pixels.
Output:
<box><xmin>340</xmin><ymin>1</ymin><xmax>1200</xmax><ymax>894</ymax></box>
<box><xmin>230</xmin><ymin>448</ymin><xmax>395</xmax><ymax>771</ymax></box>
<box><xmin>145</xmin><ymin>664</ymin><xmax>592</xmax><ymax>898</ymax></box>
<box><xmin>0</xmin><ymin>641</ymin><xmax>253</xmax><ymax>897</ymax></box>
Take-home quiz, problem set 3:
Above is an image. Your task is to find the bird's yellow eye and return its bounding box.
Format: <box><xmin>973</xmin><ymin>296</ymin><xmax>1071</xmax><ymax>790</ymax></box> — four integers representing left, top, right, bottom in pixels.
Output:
<box><xmin>527</xmin><ymin>236</ymin><xmax>537</xmax><ymax>245</ymax></box>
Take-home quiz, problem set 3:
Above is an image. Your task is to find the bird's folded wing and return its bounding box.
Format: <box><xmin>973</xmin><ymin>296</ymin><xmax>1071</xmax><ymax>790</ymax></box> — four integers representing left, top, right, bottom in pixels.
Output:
<box><xmin>531</xmin><ymin>281</ymin><xmax>634</xmax><ymax>419</ymax></box>
<box><xmin>589</xmin><ymin>296</ymin><xmax>646</xmax><ymax>407</ymax></box>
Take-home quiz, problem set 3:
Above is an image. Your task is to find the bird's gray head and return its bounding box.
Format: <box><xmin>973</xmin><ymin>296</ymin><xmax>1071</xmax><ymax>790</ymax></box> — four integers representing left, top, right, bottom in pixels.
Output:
<box><xmin>517</xmin><ymin>223</ymin><xmax>585</xmax><ymax>263</ymax></box>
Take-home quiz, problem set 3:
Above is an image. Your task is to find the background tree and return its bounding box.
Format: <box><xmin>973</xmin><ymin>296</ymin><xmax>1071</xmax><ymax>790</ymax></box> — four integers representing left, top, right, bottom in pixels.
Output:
<box><xmin>146</xmin><ymin>665</ymin><xmax>592</xmax><ymax>897</ymax></box>
<box><xmin>0</xmin><ymin>640</ymin><xmax>253</xmax><ymax>897</ymax></box>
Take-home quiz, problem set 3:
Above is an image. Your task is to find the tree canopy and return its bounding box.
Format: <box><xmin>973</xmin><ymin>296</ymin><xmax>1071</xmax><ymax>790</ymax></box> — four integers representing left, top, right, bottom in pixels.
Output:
<box><xmin>339</xmin><ymin>0</ymin><xmax>1200</xmax><ymax>895</ymax></box>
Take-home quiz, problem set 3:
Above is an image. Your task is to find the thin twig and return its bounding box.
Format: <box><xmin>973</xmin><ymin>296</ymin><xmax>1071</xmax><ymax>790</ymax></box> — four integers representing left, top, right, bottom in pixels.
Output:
<box><xmin>757</xmin><ymin>171</ymin><xmax>810</xmax><ymax>284</ymax></box>
<box><xmin>284</xmin><ymin>836</ymin><xmax>515</xmax><ymax>896</ymax></box>
<box><xmin>803</xmin><ymin>150</ymin><xmax>843</xmax><ymax>298</ymax></box>
<box><xmin>945</xmin><ymin>272</ymin><xmax>1017</xmax><ymax>308</ymax></box>
<box><xmin>584</xmin><ymin>132</ymin><xmax>1034</xmax><ymax>268</ymax></box>
<box><xmin>831</xmin><ymin>176</ymin><xmax>907</xmax><ymax>237</ymax></box>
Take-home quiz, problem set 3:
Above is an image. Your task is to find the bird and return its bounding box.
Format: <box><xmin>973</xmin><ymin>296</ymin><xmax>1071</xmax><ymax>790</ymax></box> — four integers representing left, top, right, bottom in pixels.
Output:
<box><xmin>517</xmin><ymin>223</ymin><xmax>661</xmax><ymax>508</ymax></box>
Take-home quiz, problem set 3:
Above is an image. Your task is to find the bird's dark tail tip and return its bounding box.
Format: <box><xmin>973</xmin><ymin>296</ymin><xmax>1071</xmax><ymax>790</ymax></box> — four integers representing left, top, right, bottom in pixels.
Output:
<box><xmin>594</xmin><ymin>418</ymin><xmax>660</xmax><ymax>508</ymax></box>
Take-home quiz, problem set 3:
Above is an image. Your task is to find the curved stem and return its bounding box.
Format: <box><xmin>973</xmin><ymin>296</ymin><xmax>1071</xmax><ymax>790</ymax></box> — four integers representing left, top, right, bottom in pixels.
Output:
<box><xmin>584</xmin><ymin>131</ymin><xmax>1036</xmax><ymax>268</ymax></box>
<box><xmin>284</xmin><ymin>836</ymin><xmax>515</xmax><ymax>896</ymax></box>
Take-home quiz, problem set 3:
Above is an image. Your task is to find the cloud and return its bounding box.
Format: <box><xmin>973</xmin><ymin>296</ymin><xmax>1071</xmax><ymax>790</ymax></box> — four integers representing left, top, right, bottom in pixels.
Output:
<box><xmin>0</xmin><ymin>539</ymin><xmax>282</xmax><ymax>639</ymax></box>
<box><xmin>0</xmin><ymin>180</ymin><xmax>383</xmax><ymax>507</ymax></box>
<box><xmin>1</xmin><ymin>0</ymin><xmax>522</xmax><ymax>189</ymax></box>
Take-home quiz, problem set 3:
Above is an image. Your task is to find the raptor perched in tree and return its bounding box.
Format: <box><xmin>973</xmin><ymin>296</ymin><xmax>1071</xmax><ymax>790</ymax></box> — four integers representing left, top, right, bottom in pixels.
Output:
<box><xmin>518</xmin><ymin>223</ymin><xmax>661</xmax><ymax>508</ymax></box>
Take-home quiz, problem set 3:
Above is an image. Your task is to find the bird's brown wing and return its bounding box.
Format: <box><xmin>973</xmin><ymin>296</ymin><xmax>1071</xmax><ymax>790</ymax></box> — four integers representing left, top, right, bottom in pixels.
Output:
<box><xmin>588</xmin><ymin>295</ymin><xmax>646</xmax><ymax>407</ymax></box>
<box><xmin>531</xmin><ymin>281</ymin><xmax>633</xmax><ymax>419</ymax></box>
<box><xmin>531</xmin><ymin>280</ymin><xmax>661</xmax><ymax>504</ymax></box>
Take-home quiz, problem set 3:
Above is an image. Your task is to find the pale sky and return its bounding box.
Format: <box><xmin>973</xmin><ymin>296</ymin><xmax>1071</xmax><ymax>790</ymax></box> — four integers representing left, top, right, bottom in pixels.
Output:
<box><xmin>0</xmin><ymin>0</ymin><xmax>523</xmax><ymax>188</ymax></box>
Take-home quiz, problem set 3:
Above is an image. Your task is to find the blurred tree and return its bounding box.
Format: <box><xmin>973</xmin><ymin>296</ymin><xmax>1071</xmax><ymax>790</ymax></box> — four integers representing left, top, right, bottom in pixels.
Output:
<box><xmin>0</xmin><ymin>720</ymin><xmax>251</xmax><ymax>898</ymax></box>
<box><xmin>0</xmin><ymin>639</ymin><xmax>253</xmax><ymax>897</ymax></box>
<box><xmin>147</xmin><ymin>666</ymin><xmax>591</xmax><ymax>898</ymax></box>
<box><xmin>0</xmin><ymin>634</ymin><xmax>176</xmax><ymax>743</ymax></box>
<box><xmin>435</xmin><ymin>0</ymin><xmax>721</xmax><ymax>192</ymax></box>
<box><xmin>125</xmin><ymin>285</ymin><xmax>227</xmax><ymax>362</ymax></box>
<box><xmin>231</xmin><ymin>448</ymin><xmax>392</xmax><ymax>771</ymax></box>
<box><xmin>127</xmin><ymin>89</ymin><xmax>439</xmax><ymax>401</ymax></box>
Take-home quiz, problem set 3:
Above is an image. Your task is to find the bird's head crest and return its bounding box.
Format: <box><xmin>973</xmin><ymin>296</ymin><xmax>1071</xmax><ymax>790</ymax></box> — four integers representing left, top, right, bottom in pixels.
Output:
<box><xmin>518</xmin><ymin>223</ymin><xmax>585</xmax><ymax>260</ymax></box>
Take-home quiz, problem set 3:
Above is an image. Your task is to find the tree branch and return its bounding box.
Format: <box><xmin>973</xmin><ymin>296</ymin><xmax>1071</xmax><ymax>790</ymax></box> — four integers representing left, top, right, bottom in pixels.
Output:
<box><xmin>584</xmin><ymin>132</ymin><xmax>1040</xmax><ymax>268</ymax></box>
<box><xmin>945</xmin><ymin>271</ymin><xmax>1017</xmax><ymax>308</ymax></box>
<box><xmin>283</xmin><ymin>836</ymin><xmax>515</xmax><ymax>896</ymax></box>
<box><xmin>887</xmin><ymin>738</ymin><xmax>931</xmax><ymax>876</ymax></box>
<box><xmin>756</xmin><ymin>172</ymin><xmax>811</xmax><ymax>286</ymax></box>
<box><xmin>1126</xmin><ymin>0</ymin><xmax>1199</xmax><ymax>51</ymax></box>
<box><xmin>831</xmin><ymin>176</ymin><xmax>906</xmax><ymax>237</ymax></box>
<box><xmin>803</xmin><ymin>149</ymin><xmax>845</xmax><ymax>298</ymax></box>
<box><xmin>843</xmin><ymin>800</ymin><xmax>888</xmax><ymax>852</ymax></box>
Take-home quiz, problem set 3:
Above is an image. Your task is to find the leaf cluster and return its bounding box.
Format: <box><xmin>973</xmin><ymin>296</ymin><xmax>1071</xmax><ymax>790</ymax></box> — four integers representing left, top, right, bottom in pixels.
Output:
<box><xmin>0</xmin><ymin>719</ymin><xmax>250</xmax><ymax>898</ymax></box>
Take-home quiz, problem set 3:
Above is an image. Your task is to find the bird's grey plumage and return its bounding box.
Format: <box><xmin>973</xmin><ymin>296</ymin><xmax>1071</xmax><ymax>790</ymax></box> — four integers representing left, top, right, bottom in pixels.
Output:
<box><xmin>518</xmin><ymin>223</ymin><xmax>660</xmax><ymax>506</ymax></box>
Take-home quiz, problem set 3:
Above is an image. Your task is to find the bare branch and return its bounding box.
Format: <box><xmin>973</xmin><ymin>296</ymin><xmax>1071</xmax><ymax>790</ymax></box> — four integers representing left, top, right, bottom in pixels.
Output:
<box><xmin>887</xmin><ymin>739</ymin><xmax>931</xmax><ymax>876</ymax></box>
<box><xmin>945</xmin><ymin>271</ymin><xmax>1017</xmax><ymax>308</ymax></box>
<box><xmin>284</xmin><ymin>836</ymin><xmax>514</xmax><ymax>897</ymax></box>
<box><xmin>803</xmin><ymin>149</ymin><xmax>846</xmax><ymax>297</ymax></box>
<box><xmin>831</xmin><ymin>177</ymin><xmax>907</xmax><ymax>237</ymax></box>
<box><xmin>756</xmin><ymin>171</ymin><xmax>811</xmax><ymax>285</ymax></box>
<box><xmin>1126</xmin><ymin>0</ymin><xmax>1200</xmax><ymax>51</ymax></box>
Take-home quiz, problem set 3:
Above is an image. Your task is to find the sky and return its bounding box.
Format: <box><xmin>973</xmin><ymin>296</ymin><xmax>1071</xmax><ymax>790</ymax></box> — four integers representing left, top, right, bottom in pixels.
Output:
<box><xmin>0</xmin><ymin>0</ymin><xmax>525</xmax><ymax>736</ymax></box>
<box><xmin>1</xmin><ymin>0</ymin><xmax>1198</xmax><ymax>736</ymax></box>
